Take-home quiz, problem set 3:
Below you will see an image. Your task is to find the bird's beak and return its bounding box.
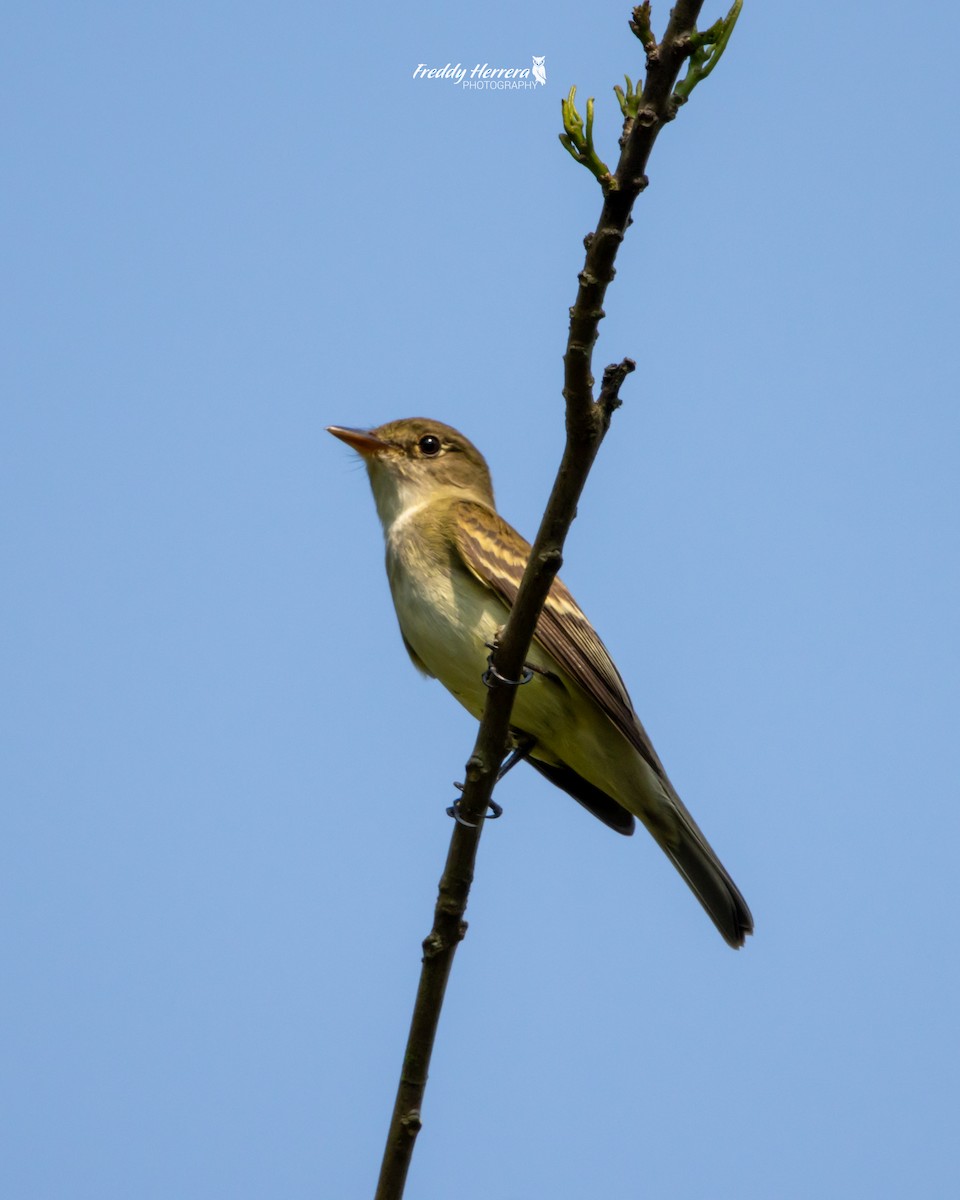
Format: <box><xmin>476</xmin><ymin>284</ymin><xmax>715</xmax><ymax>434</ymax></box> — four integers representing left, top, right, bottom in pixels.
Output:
<box><xmin>327</xmin><ymin>426</ymin><xmax>391</xmax><ymax>458</ymax></box>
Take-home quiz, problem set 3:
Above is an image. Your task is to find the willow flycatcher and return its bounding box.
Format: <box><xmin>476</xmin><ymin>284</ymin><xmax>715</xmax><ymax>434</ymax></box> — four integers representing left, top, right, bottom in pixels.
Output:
<box><xmin>328</xmin><ymin>418</ymin><xmax>753</xmax><ymax>948</ymax></box>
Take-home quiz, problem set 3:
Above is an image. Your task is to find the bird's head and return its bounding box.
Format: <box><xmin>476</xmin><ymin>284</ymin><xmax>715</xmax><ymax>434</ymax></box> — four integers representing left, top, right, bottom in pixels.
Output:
<box><xmin>328</xmin><ymin>418</ymin><xmax>495</xmax><ymax>529</ymax></box>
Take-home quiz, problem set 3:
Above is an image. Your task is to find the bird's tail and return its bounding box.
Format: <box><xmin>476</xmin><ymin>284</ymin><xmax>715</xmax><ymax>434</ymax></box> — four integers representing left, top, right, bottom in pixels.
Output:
<box><xmin>652</xmin><ymin>795</ymin><xmax>754</xmax><ymax>949</ymax></box>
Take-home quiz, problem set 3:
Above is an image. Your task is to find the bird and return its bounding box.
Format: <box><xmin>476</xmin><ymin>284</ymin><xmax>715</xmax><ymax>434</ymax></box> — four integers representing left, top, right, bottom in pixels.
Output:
<box><xmin>328</xmin><ymin>417</ymin><xmax>753</xmax><ymax>948</ymax></box>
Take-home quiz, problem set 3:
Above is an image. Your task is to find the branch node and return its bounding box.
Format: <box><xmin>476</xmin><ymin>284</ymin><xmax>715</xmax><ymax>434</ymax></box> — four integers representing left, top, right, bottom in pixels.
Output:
<box><xmin>421</xmin><ymin>932</ymin><xmax>444</xmax><ymax>959</ymax></box>
<box><xmin>594</xmin><ymin>226</ymin><xmax>625</xmax><ymax>248</ymax></box>
<box><xmin>464</xmin><ymin>754</ymin><xmax>484</xmax><ymax>781</ymax></box>
<box><xmin>674</xmin><ymin>32</ymin><xmax>695</xmax><ymax>59</ymax></box>
<box><xmin>399</xmin><ymin>1111</ymin><xmax>422</xmax><ymax>1136</ymax></box>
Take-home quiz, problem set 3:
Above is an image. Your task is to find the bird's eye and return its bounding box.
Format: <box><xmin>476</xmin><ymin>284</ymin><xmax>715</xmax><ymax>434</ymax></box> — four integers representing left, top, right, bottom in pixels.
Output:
<box><xmin>418</xmin><ymin>435</ymin><xmax>441</xmax><ymax>456</ymax></box>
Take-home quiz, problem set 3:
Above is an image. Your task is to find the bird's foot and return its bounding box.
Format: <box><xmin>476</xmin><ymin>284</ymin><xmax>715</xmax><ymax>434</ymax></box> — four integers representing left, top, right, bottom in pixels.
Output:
<box><xmin>445</xmin><ymin>735</ymin><xmax>535</xmax><ymax>824</ymax></box>
<box><xmin>446</xmin><ymin>785</ymin><xmax>503</xmax><ymax>827</ymax></box>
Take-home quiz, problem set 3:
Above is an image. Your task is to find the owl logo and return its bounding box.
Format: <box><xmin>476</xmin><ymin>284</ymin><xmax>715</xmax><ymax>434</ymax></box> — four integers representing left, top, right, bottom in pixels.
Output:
<box><xmin>532</xmin><ymin>55</ymin><xmax>546</xmax><ymax>86</ymax></box>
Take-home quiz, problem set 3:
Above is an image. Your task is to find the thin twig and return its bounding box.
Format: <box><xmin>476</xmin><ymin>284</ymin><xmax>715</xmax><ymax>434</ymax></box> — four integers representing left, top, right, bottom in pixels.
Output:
<box><xmin>374</xmin><ymin>5</ymin><xmax>714</xmax><ymax>1197</ymax></box>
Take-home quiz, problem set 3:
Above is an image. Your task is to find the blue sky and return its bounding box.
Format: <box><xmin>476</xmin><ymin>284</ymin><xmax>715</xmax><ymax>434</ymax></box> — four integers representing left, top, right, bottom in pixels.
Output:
<box><xmin>3</xmin><ymin>2</ymin><xmax>958</xmax><ymax>1197</ymax></box>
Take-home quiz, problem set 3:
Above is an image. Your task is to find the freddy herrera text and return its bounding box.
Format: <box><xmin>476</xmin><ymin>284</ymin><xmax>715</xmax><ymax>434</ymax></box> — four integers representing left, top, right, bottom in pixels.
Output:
<box><xmin>413</xmin><ymin>62</ymin><xmax>536</xmax><ymax>85</ymax></box>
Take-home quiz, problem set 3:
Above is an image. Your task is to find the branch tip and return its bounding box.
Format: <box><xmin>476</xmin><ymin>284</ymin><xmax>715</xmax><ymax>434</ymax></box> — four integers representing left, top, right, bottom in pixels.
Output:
<box><xmin>614</xmin><ymin>74</ymin><xmax>643</xmax><ymax>120</ymax></box>
<box><xmin>559</xmin><ymin>85</ymin><xmax>613</xmax><ymax>187</ymax></box>
<box><xmin>597</xmin><ymin>357</ymin><xmax>636</xmax><ymax>420</ymax></box>
<box><xmin>629</xmin><ymin>2</ymin><xmax>657</xmax><ymax>55</ymax></box>
<box><xmin>674</xmin><ymin>0</ymin><xmax>742</xmax><ymax>102</ymax></box>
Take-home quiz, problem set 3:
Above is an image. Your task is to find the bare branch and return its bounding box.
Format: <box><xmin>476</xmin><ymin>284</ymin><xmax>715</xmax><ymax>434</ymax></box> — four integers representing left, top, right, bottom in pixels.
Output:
<box><xmin>374</xmin><ymin>4</ymin><xmax>737</xmax><ymax>1196</ymax></box>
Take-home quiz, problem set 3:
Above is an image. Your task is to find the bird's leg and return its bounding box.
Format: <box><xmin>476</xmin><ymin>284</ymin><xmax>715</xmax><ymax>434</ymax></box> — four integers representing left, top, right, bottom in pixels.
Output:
<box><xmin>497</xmin><ymin>732</ymin><xmax>536</xmax><ymax>781</ymax></box>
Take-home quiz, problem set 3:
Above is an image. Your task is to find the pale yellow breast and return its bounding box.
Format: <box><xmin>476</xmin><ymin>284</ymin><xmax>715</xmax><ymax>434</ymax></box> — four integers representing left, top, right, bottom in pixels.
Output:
<box><xmin>386</xmin><ymin>524</ymin><xmax>503</xmax><ymax>718</ymax></box>
<box><xmin>384</xmin><ymin>516</ymin><xmax>666</xmax><ymax>820</ymax></box>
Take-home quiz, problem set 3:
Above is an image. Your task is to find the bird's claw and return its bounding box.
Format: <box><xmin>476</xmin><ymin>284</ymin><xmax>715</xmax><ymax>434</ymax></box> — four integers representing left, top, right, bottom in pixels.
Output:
<box><xmin>446</xmin><ymin>793</ymin><xmax>503</xmax><ymax>827</ymax></box>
